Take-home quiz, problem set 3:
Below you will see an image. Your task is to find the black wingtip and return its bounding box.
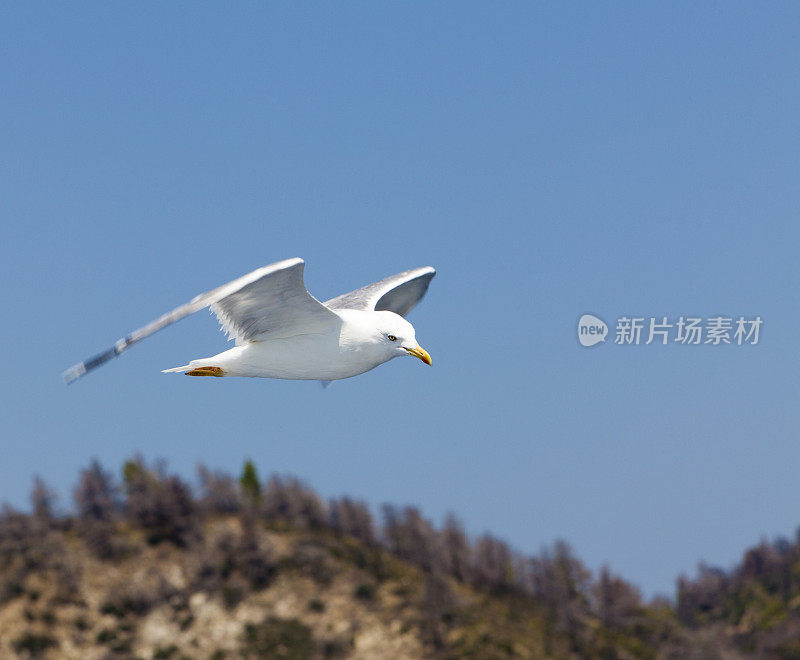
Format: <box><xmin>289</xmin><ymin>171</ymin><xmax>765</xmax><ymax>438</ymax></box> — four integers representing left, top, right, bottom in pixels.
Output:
<box><xmin>62</xmin><ymin>345</ymin><xmax>122</xmax><ymax>384</ymax></box>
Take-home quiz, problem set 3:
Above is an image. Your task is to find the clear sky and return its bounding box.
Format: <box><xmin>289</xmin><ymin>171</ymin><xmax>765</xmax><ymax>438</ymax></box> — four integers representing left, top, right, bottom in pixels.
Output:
<box><xmin>2</xmin><ymin>3</ymin><xmax>799</xmax><ymax>598</ymax></box>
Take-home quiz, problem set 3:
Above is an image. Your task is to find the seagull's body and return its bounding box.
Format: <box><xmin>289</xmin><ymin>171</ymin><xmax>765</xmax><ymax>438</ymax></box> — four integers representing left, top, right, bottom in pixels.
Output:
<box><xmin>165</xmin><ymin>309</ymin><xmax>424</xmax><ymax>381</ymax></box>
<box><xmin>63</xmin><ymin>258</ymin><xmax>435</xmax><ymax>384</ymax></box>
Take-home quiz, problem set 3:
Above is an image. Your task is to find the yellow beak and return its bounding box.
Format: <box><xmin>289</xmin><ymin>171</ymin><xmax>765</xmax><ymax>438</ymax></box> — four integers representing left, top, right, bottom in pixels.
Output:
<box><xmin>404</xmin><ymin>345</ymin><xmax>432</xmax><ymax>366</ymax></box>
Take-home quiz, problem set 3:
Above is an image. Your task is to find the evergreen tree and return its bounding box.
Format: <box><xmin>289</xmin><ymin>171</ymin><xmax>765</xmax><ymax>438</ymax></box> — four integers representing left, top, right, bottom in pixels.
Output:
<box><xmin>239</xmin><ymin>460</ymin><xmax>262</xmax><ymax>502</ymax></box>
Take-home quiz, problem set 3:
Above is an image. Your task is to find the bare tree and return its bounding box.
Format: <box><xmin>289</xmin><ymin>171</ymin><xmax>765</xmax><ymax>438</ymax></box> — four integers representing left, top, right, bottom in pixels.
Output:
<box><xmin>382</xmin><ymin>505</ymin><xmax>440</xmax><ymax>572</ymax></box>
<box><xmin>261</xmin><ymin>476</ymin><xmax>327</xmax><ymax>530</ymax></box>
<box><xmin>30</xmin><ymin>476</ymin><xmax>56</xmax><ymax>524</ymax></box>
<box><xmin>237</xmin><ymin>508</ymin><xmax>274</xmax><ymax>589</ymax></box>
<box><xmin>73</xmin><ymin>460</ymin><xmax>118</xmax><ymax>558</ymax></box>
<box><xmin>198</xmin><ymin>463</ymin><xmax>241</xmax><ymax>516</ymax></box>
<box><xmin>441</xmin><ymin>513</ymin><xmax>470</xmax><ymax>582</ymax></box>
<box><xmin>74</xmin><ymin>460</ymin><xmax>117</xmax><ymax>522</ymax></box>
<box><xmin>529</xmin><ymin>540</ymin><xmax>591</xmax><ymax>640</ymax></box>
<box><xmin>471</xmin><ymin>534</ymin><xmax>514</xmax><ymax>593</ymax></box>
<box><xmin>329</xmin><ymin>496</ymin><xmax>376</xmax><ymax>546</ymax></box>
<box><xmin>590</xmin><ymin>565</ymin><xmax>641</xmax><ymax>628</ymax></box>
<box><xmin>123</xmin><ymin>458</ymin><xmax>198</xmax><ymax>547</ymax></box>
<box><xmin>676</xmin><ymin>563</ymin><xmax>727</xmax><ymax>626</ymax></box>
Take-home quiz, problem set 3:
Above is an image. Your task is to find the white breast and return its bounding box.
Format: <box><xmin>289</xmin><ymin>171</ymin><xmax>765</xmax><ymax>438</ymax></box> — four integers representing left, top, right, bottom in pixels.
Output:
<box><xmin>210</xmin><ymin>310</ymin><xmax>392</xmax><ymax>380</ymax></box>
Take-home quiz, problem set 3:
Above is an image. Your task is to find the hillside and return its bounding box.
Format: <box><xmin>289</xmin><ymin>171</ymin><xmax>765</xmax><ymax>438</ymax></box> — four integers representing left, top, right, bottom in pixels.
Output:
<box><xmin>0</xmin><ymin>459</ymin><xmax>797</xmax><ymax>659</ymax></box>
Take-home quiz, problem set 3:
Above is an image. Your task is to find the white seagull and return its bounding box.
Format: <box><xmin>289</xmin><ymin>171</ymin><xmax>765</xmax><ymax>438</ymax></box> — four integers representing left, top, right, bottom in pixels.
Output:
<box><xmin>63</xmin><ymin>258</ymin><xmax>435</xmax><ymax>385</ymax></box>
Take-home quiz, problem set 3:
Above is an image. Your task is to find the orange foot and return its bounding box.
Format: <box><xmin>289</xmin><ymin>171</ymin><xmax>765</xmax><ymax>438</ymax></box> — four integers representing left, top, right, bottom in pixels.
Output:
<box><xmin>185</xmin><ymin>366</ymin><xmax>224</xmax><ymax>377</ymax></box>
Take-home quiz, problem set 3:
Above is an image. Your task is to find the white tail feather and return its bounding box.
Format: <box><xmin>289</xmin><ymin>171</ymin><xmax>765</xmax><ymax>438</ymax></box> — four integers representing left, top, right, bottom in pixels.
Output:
<box><xmin>162</xmin><ymin>364</ymin><xmax>192</xmax><ymax>373</ymax></box>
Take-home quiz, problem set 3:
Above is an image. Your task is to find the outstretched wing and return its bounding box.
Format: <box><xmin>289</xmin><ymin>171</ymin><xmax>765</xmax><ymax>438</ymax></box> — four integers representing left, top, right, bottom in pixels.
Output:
<box><xmin>209</xmin><ymin>258</ymin><xmax>339</xmax><ymax>345</ymax></box>
<box><xmin>62</xmin><ymin>257</ymin><xmax>338</xmax><ymax>384</ymax></box>
<box><xmin>324</xmin><ymin>266</ymin><xmax>435</xmax><ymax>317</ymax></box>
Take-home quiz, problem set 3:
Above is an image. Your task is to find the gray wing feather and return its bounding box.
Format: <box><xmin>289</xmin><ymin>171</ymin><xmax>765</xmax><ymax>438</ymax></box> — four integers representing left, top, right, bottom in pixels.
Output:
<box><xmin>63</xmin><ymin>257</ymin><xmax>337</xmax><ymax>384</ymax></box>
<box><xmin>210</xmin><ymin>258</ymin><xmax>338</xmax><ymax>345</ymax></box>
<box><xmin>324</xmin><ymin>266</ymin><xmax>435</xmax><ymax>317</ymax></box>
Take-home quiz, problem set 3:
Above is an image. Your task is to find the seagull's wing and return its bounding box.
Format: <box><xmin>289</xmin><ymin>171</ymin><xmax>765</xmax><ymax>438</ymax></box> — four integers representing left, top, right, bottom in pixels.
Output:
<box><xmin>62</xmin><ymin>257</ymin><xmax>338</xmax><ymax>384</ymax></box>
<box><xmin>324</xmin><ymin>266</ymin><xmax>435</xmax><ymax>317</ymax></box>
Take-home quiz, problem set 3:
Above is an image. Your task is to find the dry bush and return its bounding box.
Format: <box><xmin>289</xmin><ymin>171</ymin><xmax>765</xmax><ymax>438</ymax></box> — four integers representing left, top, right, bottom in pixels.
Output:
<box><xmin>100</xmin><ymin>567</ymin><xmax>180</xmax><ymax>619</ymax></box>
<box><xmin>241</xmin><ymin>616</ymin><xmax>316</xmax><ymax>659</ymax></box>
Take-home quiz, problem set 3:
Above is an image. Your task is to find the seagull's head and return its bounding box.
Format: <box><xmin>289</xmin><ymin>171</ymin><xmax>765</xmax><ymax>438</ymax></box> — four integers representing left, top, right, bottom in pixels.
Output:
<box><xmin>374</xmin><ymin>311</ymin><xmax>432</xmax><ymax>366</ymax></box>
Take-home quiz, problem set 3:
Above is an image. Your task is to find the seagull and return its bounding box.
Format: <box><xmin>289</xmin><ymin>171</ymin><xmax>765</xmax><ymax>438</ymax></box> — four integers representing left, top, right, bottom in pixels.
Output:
<box><xmin>63</xmin><ymin>258</ymin><xmax>435</xmax><ymax>385</ymax></box>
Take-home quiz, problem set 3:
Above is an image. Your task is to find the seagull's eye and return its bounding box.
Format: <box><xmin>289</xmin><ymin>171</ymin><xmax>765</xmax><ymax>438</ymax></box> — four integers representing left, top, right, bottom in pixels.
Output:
<box><xmin>387</xmin><ymin>334</ymin><xmax>397</xmax><ymax>342</ymax></box>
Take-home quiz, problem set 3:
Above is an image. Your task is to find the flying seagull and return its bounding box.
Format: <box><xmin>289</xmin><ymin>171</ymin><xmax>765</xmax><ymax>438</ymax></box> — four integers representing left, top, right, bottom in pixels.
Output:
<box><xmin>63</xmin><ymin>258</ymin><xmax>435</xmax><ymax>385</ymax></box>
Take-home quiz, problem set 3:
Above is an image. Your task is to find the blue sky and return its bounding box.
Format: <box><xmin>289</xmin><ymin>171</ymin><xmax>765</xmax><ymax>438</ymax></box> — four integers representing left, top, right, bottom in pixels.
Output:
<box><xmin>2</xmin><ymin>3</ymin><xmax>799</xmax><ymax>598</ymax></box>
